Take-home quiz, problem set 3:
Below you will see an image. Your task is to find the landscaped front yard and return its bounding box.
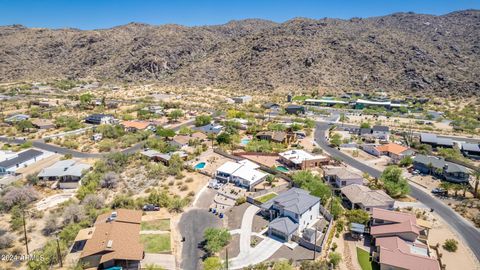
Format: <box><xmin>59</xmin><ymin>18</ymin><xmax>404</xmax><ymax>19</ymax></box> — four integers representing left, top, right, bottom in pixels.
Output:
<box><xmin>356</xmin><ymin>247</ymin><xmax>379</xmax><ymax>270</ymax></box>
<box><xmin>141</xmin><ymin>219</ymin><xmax>171</xmax><ymax>231</ymax></box>
<box><xmin>256</xmin><ymin>192</ymin><xmax>277</xmax><ymax>203</ymax></box>
<box><xmin>141</xmin><ymin>234</ymin><xmax>171</xmax><ymax>253</ymax></box>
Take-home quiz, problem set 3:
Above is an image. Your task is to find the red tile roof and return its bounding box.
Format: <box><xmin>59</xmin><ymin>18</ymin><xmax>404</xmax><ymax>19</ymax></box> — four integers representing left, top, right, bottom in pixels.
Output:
<box><xmin>376</xmin><ymin>237</ymin><xmax>440</xmax><ymax>270</ymax></box>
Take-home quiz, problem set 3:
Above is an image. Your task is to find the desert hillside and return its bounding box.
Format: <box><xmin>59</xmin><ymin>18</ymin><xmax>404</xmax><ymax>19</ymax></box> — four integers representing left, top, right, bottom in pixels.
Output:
<box><xmin>0</xmin><ymin>10</ymin><xmax>479</xmax><ymax>96</ymax></box>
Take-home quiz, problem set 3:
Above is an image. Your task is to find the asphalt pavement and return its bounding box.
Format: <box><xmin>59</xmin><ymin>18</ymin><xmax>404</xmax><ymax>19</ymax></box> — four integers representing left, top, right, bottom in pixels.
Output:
<box><xmin>314</xmin><ymin>122</ymin><xmax>480</xmax><ymax>261</ymax></box>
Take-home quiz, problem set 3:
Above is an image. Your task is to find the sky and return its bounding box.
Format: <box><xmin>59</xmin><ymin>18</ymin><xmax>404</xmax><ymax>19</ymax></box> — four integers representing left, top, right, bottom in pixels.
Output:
<box><xmin>0</xmin><ymin>0</ymin><xmax>479</xmax><ymax>30</ymax></box>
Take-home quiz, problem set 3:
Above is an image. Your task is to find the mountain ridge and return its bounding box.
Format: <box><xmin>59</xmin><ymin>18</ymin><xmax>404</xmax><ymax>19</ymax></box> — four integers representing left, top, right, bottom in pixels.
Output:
<box><xmin>1</xmin><ymin>10</ymin><xmax>479</xmax><ymax>96</ymax></box>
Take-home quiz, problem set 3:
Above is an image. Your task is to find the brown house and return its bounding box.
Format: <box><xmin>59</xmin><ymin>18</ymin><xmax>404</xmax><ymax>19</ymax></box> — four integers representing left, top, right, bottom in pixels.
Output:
<box><xmin>74</xmin><ymin>209</ymin><xmax>144</xmax><ymax>269</ymax></box>
<box><xmin>255</xmin><ymin>131</ymin><xmax>296</xmax><ymax>145</ymax></box>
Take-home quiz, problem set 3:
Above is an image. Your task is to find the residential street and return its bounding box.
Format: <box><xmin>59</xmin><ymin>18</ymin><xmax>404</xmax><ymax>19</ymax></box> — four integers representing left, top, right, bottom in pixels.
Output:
<box><xmin>179</xmin><ymin>187</ymin><xmax>222</xmax><ymax>270</ymax></box>
<box><xmin>0</xmin><ymin>119</ymin><xmax>195</xmax><ymax>159</ymax></box>
<box><xmin>314</xmin><ymin>122</ymin><xmax>480</xmax><ymax>262</ymax></box>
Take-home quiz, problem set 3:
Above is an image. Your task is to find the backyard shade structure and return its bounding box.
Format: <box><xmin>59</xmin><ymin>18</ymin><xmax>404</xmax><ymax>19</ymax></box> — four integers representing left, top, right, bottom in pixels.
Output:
<box><xmin>350</xmin><ymin>223</ymin><xmax>366</xmax><ymax>234</ymax></box>
<box><xmin>77</xmin><ymin>209</ymin><xmax>144</xmax><ymax>269</ymax></box>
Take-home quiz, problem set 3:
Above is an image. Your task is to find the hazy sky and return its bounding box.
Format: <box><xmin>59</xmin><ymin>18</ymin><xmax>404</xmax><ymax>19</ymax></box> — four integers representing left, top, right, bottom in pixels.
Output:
<box><xmin>1</xmin><ymin>0</ymin><xmax>479</xmax><ymax>29</ymax></box>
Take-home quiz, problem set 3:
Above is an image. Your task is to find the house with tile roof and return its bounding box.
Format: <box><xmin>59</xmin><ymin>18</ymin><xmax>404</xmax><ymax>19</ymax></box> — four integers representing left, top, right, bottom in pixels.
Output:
<box><xmin>362</xmin><ymin>143</ymin><xmax>414</xmax><ymax>163</ymax></box>
<box><xmin>75</xmin><ymin>209</ymin><xmax>144</xmax><ymax>269</ymax></box>
<box><xmin>369</xmin><ymin>209</ymin><xmax>439</xmax><ymax>270</ymax></box>
<box><xmin>120</xmin><ymin>120</ymin><xmax>156</xmax><ymax>132</ymax></box>
<box><xmin>340</xmin><ymin>184</ymin><xmax>394</xmax><ymax>213</ymax></box>
<box><xmin>261</xmin><ymin>188</ymin><xmax>321</xmax><ymax>241</ymax></box>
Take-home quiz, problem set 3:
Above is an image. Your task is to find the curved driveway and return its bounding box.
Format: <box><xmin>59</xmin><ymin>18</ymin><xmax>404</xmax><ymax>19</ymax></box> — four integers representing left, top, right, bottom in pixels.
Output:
<box><xmin>315</xmin><ymin>122</ymin><xmax>480</xmax><ymax>261</ymax></box>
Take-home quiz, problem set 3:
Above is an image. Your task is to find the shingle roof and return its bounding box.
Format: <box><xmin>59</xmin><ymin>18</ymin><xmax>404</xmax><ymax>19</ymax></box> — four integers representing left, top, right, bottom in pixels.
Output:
<box><xmin>324</xmin><ymin>167</ymin><xmax>362</xmax><ymax>180</ymax></box>
<box><xmin>80</xmin><ymin>209</ymin><xmax>143</xmax><ymax>263</ymax></box>
<box><xmin>269</xmin><ymin>216</ymin><xmax>298</xmax><ymax>236</ymax></box>
<box><xmin>413</xmin><ymin>155</ymin><xmax>469</xmax><ymax>173</ymax></box>
<box><xmin>461</xmin><ymin>143</ymin><xmax>480</xmax><ymax>152</ymax></box>
<box><xmin>372</xmin><ymin>125</ymin><xmax>390</xmax><ymax>132</ymax></box>
<box><xmin>341</xmin><ymin>184</ymin><xmax>393</xmax><ymax>208</ymax></box>
<box><xmin>0</xmin><ymin>149</ymin><xmax>43</xmax><ymax>169</ymax></box>
<box><xmin>38</xmin><ymin>160</ymin><xmax>91</xmax><ymax>178</ymax></box>
<box><xmin>261</xmin><ymin>188</ymin><xmax>320</xmax><ymax>215</ymax></box>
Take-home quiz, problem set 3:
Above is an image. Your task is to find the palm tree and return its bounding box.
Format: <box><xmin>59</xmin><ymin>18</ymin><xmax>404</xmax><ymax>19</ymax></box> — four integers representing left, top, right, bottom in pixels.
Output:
<box><xmin>452</xmin><ymin>183</ymin><xmax>463</xmax><ymax>197</ymax></box>
<box><xmin>474</xmin><ymin>171</ymin><xmax>480</xmax><ymax>198</ymax></box>
<box><xmin>439</xmin><ymin>182</ymin><xmax>452</xmax><ymax>196</ymax></box>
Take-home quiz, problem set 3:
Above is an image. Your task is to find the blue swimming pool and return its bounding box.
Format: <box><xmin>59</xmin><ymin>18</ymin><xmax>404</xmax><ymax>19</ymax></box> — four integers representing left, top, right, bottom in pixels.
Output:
<box><xmin>194</xmin><ymin>162</ymin><xmax>206</xmax><ymax>169</ymax></box>
<box><xmin>241</xmin><ymin>138</ymin><xmax>251</xmax><ymax>145</ymax></box>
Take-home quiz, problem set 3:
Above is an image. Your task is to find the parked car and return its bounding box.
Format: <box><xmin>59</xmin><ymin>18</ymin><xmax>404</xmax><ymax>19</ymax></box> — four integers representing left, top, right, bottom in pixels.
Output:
<box><xmin>143</xmin><ymin>204</ymin><xmax>160</xmax><ymax>211</ymax></box>
<box><xmin>431</xmin><ymin>188</ymin><xmax>447</xmax><ymax>195</ymax></box>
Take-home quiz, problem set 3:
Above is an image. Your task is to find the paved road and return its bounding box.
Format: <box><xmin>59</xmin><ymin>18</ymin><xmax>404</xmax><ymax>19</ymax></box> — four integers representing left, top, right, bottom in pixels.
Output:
<box><xmin>179</xmin><ymin>187</ymin><xmax>221</xmax><ymax>270</ymax></box>
<box><xmin>0</xmin><ymin>119</ymin><xmax>196</xmax><ymax>159</ymax></box>
<box><xmin>315</xmin><ymin>122</ymin><xmax>480</xmax><ymax>261</ymax></box>
<box><xmin>179</xmin><ymin>209</ymin><xmax>222</xmax><ymax>270</ymax></box>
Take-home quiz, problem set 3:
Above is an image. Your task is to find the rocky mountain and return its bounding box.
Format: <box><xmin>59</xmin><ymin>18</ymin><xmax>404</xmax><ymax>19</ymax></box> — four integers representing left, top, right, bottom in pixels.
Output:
<box><xmin>1</xmin><ymin>10</ymin><xmax>479</xmax><ymax>96</ymax></box>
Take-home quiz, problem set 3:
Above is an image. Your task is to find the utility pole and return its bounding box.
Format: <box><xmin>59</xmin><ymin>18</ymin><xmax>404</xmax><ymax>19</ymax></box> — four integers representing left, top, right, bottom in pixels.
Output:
<box><xmin>22</xmin><ymin>208</ymin><xmax>29</xmax><ymax>256</ymax></box>
<box><xmin>313</xmin><ymin>226</ymin><xmax>318</xmax><ymax>260</ymax></box>
<box><xmin>225</xmin><ymin>248</ymin><xmax>229</xmax><ymax>270</ymax></box>
<box><xmin>56</xmin><ymin>233</ymin><xmax>63</xmax><ymax>267</ymax></box>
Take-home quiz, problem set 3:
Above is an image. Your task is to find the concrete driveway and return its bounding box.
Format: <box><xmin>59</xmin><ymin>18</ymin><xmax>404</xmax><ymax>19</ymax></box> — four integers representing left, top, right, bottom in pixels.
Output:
<box><xmin>228</xmin><ymin>205</ymin><xmax>283</xmax><ymax>269</ymax></box>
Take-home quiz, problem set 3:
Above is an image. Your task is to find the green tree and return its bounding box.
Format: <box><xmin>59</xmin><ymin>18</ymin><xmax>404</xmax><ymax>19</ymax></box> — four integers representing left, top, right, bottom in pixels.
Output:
<box><xmin>330</xmin><ymin>133</ymin><xmax>342</xmax><ymax>147</ymax></box>
<box><xmin>156</xmin><ymin>128</ymin><xmax>176</xmax><ymax>140</ymax></box>
<box><xmin>345</xmin><ymin>209</ymin><xmax>370</xmax><ymax>224</ymax></box>
<box><xmin>203</xmin><ymin>257</ymin><xmax>223</xmax><ymax>270</ymax></box>
<box><xmin>330</xmin><ymin>197</ymin><xmax>344</xmax><ymax>220</ymax></box>
<box><xmin>216</xmin><ymin>133</ymin><xmax>232</xmax><ymax>145</ymax></box>
<box><xmin>292</xmin><ymin>171</ymin><xmax>332</xmax><ymax>204</ymax></box>
<box><xmin>79</xmin><ymin>93</ymin><xmax>94</xmax><ymax>107</ymax></box>
<box><xmin>195</xmin><ymin>115</ymin><xmax>212</xmax><ymax>127</ymax></box>
<box><xmin>15</xmin><ymin>120</ymin><xmax>33</xmax><ymax>132</ymax></box>
<box><xmin>167</xmin><ymin>154</ymin><xmax>184</xmax><ymax>176</ymax></box>
<box><xmin>328</xmin><ymin>252</ymin><xmax>342</xmax><ymax>268</ymax></box>
<box><xmin>399</xmin><ymin>156</ymin><xmax>413</xmax><ymax>167</ymax></box>
<box><xmin>380</xmin><ymin>166</ymin><xmax>410</xmax><ymax>198</ymax></box>
<box><xmin>360</xmin><ymin>122</ymin><xmax>371</xmax><ymax>129</ymax></box>
<box><xmin>204</xmin><ymin>228</ymin><xmax>231</xmax><ymax>254</ymax></box>
<box><xmin>168</xmin><ymin>109</ymin><xmax>184</xmax><ymax>122</ymax></box>
<box><xmin>439</xmin><ymin>182</ymin><xmax>453</xmax><ymax>196</ymax></box>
